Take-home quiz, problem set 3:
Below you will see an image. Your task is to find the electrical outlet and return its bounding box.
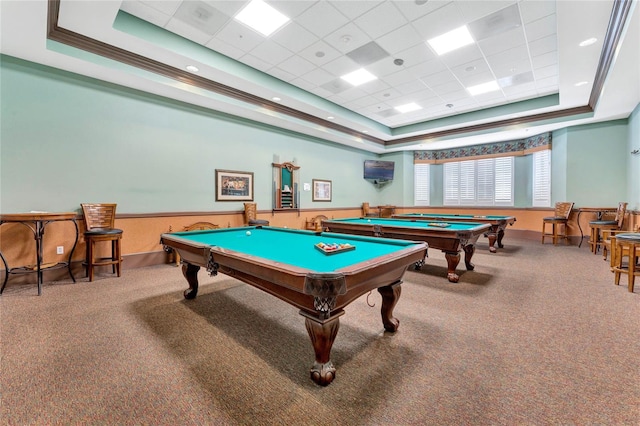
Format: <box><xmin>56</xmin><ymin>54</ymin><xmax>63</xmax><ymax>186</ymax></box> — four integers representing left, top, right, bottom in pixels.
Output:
<box><xmin>56</xmin><ymin>246</ymin><xmax>64</xmax><ymax>255</ymax></box>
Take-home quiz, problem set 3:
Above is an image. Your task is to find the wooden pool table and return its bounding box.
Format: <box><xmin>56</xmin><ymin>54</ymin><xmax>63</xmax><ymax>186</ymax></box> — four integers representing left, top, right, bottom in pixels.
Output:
<box><xmin>393</xmin><ymin>213</ymin><xmax>516</xmax><ymax>253</ymax></box>
<box><xmin>160</xmin><ymin>226</ymin><xmax>427</xmax><ymax>386</ymax></box>
<box><xmin>322</xmin><ymin>217</ymin><xmax>491</xmax><ymax>283</ymax></box>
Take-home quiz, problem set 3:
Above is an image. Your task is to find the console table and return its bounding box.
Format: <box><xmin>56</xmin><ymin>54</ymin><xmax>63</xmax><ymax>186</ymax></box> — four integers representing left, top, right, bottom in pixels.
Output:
<box><xmin>0</xmin><ymin>212</ymin><xmax>79</xmax><ymax>295</ymax></box>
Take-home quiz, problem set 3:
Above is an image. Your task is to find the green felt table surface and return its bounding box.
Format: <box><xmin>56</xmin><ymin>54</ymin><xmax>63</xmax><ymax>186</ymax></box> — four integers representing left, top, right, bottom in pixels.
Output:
<box><xmin>396</xmin><ymin>213</ymin><xmax>512</xmax><ymax>220</ymax></box>
<box><xmin>168</xmin><ymin>226</ymin><xmax>421</xmax><ymax>272</ymax></box>
<box><xmin>325</xmin><ymin>217</ymin><xmax>487</xmax><ymax>230</ymax></box>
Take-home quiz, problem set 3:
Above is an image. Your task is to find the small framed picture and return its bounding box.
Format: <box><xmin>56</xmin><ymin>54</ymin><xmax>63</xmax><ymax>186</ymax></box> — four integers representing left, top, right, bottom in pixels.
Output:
<box><xmin>312</xmin><ymin>179</ymin><xmax>332</xmax><ymax>202</ymax></box>
<box><xmin>215</xmin><ymin>169</ymin><xmax>254</xmax><ymax>201</ymax></box>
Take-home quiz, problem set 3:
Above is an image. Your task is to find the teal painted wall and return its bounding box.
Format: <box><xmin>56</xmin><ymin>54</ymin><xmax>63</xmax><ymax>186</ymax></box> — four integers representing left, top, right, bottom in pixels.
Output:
<box><xmin>1</xmin><ymin>56</ymin><xmax>637</xmax><ymax>214</ymax></box>
<box><xmin>0</xmin><ymin>56</ymin><xmax>389</xmax><ymax>214</ymax></box>
<box><xmin>628</xmin><ymin>103</ymin><xmax>640</xmax><ymax>210</ymax></box>
<box><xmin>551</xmin><ymin>128</ymin><xmax>569</xmax><ymax>203</ymax></box>
<box><xmin>564</xmin><ymin>121</ymin><xmax>628</xmax><ymax>207</ymax></box>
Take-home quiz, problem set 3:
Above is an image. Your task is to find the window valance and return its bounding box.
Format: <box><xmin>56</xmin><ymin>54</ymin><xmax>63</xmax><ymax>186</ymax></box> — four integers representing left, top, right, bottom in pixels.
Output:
<box><xmin>414</xmin><ymin>132</ymin><xmax>551</xmax><ymax>164</ymax></box>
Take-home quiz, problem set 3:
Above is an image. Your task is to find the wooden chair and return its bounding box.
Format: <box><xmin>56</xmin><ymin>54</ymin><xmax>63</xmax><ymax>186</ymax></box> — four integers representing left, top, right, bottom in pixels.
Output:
<box><xmin>379</xmin><ymin>205</ymin><xmax>395</xmax><ymax>218</ymax></box>
<box><xmin>362</xmin><ymin>202</ymin><xmax>374</xmax><ymax>217</ymax></box>
<box><xmin>305</xmin><ymin>215</ymin><xmax>328</xmax><ymax>232</ymax></box>
<box><xmin>244</xmin><ymin>202</ymin><xmax>269</xmax><ymax>226</ymax></box>
<box><xmin>171</xmin><ymin>222</ymin><xmax>219</xmax><ymax>266</ymax></box>
<box><xmin>610</xmin><ymin>232</ymin><xmax>640</xmax><ymax>293</ymax></box>
<box><xmin>81</xmin><ymin>203</ymin><xmax>123</xmax><ymax>282</ymax></box>
<box><xmin>589</xmin><ymin>202</ymin><xmax>627</xmax><ymax>254</ymax></box>
<box><xmin>541</xmin><ymin>202</ymin><xmax>574</xmax><ymax>245</ymax></box>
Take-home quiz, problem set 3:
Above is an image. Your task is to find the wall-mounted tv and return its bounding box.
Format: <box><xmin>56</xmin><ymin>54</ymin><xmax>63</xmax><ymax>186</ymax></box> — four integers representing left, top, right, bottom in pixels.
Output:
<box><xmin>363</xmin><ymin>160</ymin><xmax>395</xmax><ymax>182</ymax></box>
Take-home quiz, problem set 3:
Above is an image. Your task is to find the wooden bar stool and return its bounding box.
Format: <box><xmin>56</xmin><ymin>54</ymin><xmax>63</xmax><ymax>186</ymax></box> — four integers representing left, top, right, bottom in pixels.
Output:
<box><xmin>541</xmin><ymin>202</ymin><xmax>574</xmax><ymax>245</ymax></box>
<box><xmin>81</xmin><ymin>203</ymin><xmax>123</xmax><ymax>282</ymax></box>
<box><xmin>589</xmin><ymin>202</ymin><xmax>627</xmax><ymax>254</ymax></box>
<box><xmin>611</xmin><ymin>233</ymin><xmax>640</xmax><ymax>293</ymax></box>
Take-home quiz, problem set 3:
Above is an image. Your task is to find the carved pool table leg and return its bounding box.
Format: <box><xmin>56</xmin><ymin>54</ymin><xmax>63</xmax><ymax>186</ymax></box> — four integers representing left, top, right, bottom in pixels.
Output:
<box><xmin>486</xmin><ymin>232</ymin><xmax>498</xmax><ymax>253</ymax></box>
<box><xmin>463</xmin><ymin>244</ymin><xmax>475</xmax><ymax>271</ymax></box>
<box><xmin>496</xmin><ymin>228</ymin><xmax>506</xmax><ymax>248</ymax></box>
<box><xmin>377</xmin><ymin>281</ymin><xmax>401</xmax><ymax>332</ymax></box>
<box><xmin>304</xmin><ymin>313</ymin><xmax>341</xmax><ymax>386</ymax></box>
<box><xmin>181</xmin><ymin>263</ymin><xmax>200</xmax><ymax>299</ymax></box>
<box><xmin>444</xmin><ymin>251</ymin><xmax>461</xmax><ymax>283</ymax></box>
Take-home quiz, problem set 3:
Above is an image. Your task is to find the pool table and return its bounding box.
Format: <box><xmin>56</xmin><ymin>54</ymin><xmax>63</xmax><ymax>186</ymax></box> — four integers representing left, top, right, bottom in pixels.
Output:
<box><xmin>160</xmin><ymin>226</ymin><xmax>427</xmax><ymax>386</ymax></box>
<box><xmin>322</xmin><ymin>217</ymin><xmax>491</xmax><ymax>283</ymax></box>
<box><xmin>393</xmin><ymin>213</ymin><xmax>516</xmax><ymax>253</ymax></box>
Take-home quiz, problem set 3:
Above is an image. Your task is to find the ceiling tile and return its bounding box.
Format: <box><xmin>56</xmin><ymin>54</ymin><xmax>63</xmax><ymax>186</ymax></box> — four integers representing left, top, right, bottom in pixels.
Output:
<box><xmin>411</xmin><ymin>2</ymin><xmax>466</xmax><ymax>41</ymax></box>
<box><xmin>352</xmin><ymin>2</ymin><xmax>407</xmax><ymax>39</ymax></box>
<box><xmin>299</xmin><ymin>40</ymin><xmax>343</xmax><ymax>67</ymax></box>
<box><xmin>519</xmin><ymin>0</ymin><xmax>556</xmax><ymax>24</ymax></box>
<box><xmin>524</xmin><ymin>14</ymin><xmax>557</xmax><ymax>42</ymax></box>
<box><xmin>295</xmin><ymin>2</ymin><xmax>349</xmax><ymax>38</ymax></box>
<box><xmin>173</xmin><ymin>1</ymin><xmax>229</xmax><ymax>35</ymax></box>
<box><xmin>270</xmin><ymin>22</ymin><xmax>319</xmax><ymax>54</ymax></box>
<box><xmin>139</xmin><ymin>0</ymin><xmax>182</xmax><ymax>16</ymax></box>
<box><xmin>328</xmin><ymin>1</ymin><xmax>380</xmax><ymax>20</ymax></box>
<box><xmin>215</xmin><ymin>19</ymin><xmax>264</xmax><ymax>51</ymax></box>
<box><xmin>120</xmin><ymin>2</ymin><xmax>172</xmax><ymax>27</ymax></box>
<box><xmin>248</xmin><ymin>39</ymin><xmax>293</xmax><ymax>67</ymax></box>
<box><xmin>324</xmin><ymin>23</ymin><xmax>372</xmax><ymax>54</ymax></box>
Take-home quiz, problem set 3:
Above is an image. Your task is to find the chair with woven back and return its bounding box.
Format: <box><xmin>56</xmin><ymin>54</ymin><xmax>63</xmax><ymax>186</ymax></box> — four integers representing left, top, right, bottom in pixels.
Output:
<box><xmin>589</xmin><ymin>202</ymin><xmax>627</xmax><ymax>255</ymax></box>
<box><xmin>541</xmin><ymin>202</ymin><xmax>574</xmax><ymax>245</ymax></box>
<box><xmin>81</xmin><ymin>203</ymin><xmax>123</xmax><ymax>282</ymax></box>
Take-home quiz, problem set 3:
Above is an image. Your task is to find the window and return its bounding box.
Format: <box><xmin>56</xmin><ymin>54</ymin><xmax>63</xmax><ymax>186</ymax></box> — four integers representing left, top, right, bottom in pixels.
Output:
<box><xmin>532</xmin><ymin>149</ymin><xmax>551</xmax><ymax>207</ymax></box>
<box><xmin>443</xmin><ymin>157</ymin><xmax>514</xmax><ymax>206</ymax></box>
<box><xmin>414</xmin><ymin>163</ymin><xmax>430</xmax><ymax>205</ymax></box>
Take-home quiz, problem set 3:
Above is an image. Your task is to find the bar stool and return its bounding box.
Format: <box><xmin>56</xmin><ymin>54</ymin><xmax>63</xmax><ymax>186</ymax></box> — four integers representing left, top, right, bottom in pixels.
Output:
<box><xmin>541</xmin><ymin>202</ymin><xmax>574</xmax><ymax>245</ymax></box>
<box><xmin>589</xmin><ymin>202</ymin><xmax>626</xmax><ymax>254</ymax></box>
<box><xmin>611</xmin><ymin>233</ymin><xmax>640</xmax><ymax>293</ymax></box>
<box><xmin>243</xmin><ymin>202</ymin><xmax>269</xmax><ymax>226</ymax></box>
<box><xmin>81</xmin><ymin>203</ymin><xmax>123</xmax><ymax>282</ymax></box>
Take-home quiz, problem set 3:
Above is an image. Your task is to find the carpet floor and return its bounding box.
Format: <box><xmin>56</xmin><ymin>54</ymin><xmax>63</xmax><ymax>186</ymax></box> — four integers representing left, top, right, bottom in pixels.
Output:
<box><xmin>1</xmin><ymin>237</ymin><xmax>638</xmax><ymax>425</ymax></box>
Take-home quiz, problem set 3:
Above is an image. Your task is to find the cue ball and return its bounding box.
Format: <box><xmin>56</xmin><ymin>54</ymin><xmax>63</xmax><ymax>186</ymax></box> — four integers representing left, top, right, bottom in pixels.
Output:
<box><xmin>367</xmin><ymin>219</ymin><xmax>371</xmax><ymax>222</ymax></box>
<box><xmin>246</xmin><ymin>231</ymin><xmax>251</xmax><ymax>236</ymax></box>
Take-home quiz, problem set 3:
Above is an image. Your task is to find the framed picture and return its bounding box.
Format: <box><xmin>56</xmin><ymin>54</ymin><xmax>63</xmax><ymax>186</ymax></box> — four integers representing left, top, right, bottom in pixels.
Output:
<box><xmin>312</xmin><ymin>179</ymin><xmax>332</xmax><ymax>202</ymax></box>
<box><xmin>215</xmin><ymin>169</ymin><xmax>254</xmax><ymax>201</ymax></box>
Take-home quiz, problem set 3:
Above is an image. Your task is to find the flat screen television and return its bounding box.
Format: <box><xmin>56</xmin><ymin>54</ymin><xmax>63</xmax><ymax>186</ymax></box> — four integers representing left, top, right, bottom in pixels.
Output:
<box><xmin>363</xmin><ymin>160</ymin><xmax>394</xmax><ymax>182</ymax></box>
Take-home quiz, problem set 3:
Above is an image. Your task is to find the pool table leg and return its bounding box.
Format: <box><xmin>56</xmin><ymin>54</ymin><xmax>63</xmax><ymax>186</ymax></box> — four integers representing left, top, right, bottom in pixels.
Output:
<box><xmin>181</xmin><ymin>263</ymin><xmax>200</xmax><ymax>299</ymax></box>
<box><xmin>496</xmin><ymin>228</ymin><xmax>506</xmax><ymax>248</ymax></box>
<box><xmin>378</xmin><ymin>281</ymin><xmax>401</xmax><ymax>332</ymax></box>
<box><xmin>463</xmin><ymin>244</ymin><xmax>475</xmax><ymax>271</ymax></box>
<box><xmin>486</xmin><ymin>233</ymin><xmax>498</xmax><ymax>253</ymax></box>
<box><xmin>304</xmin><ymin>311</ymin><xmax>343</xmax><ymax>386</ymax></box>
<box><xmin>444</xmin><ymin>252</ymin><xmax>461</xmax><ymax>283</ymax></box>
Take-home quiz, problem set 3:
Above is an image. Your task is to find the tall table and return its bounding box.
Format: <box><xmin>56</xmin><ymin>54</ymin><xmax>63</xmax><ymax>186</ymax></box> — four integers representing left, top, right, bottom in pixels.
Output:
<box><xmin>576</xmin><ymin>207</ymin><xmax>617</xmax><ymax>248</ymax></box>
<box><xmin>0</xmin><ymin>212</ymin><xmax>79</xmax><ymax>295</ymax></box>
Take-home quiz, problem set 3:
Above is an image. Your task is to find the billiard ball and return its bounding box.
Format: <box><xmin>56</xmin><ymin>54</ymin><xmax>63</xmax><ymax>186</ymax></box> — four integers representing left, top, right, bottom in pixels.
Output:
<box><xmin>367</xmin><ymin>219</ymin><xmax>371</xmax><ymax>222</ymax></box>
<box><xmin>246</xmin><ymin>231</ymin><xmax>251</xmax><ymax>236</ymax></box>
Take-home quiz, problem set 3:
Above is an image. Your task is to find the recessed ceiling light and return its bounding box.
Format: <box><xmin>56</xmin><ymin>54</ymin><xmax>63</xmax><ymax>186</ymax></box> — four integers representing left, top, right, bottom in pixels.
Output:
<box><xmin>185</xmin><ymin>65</ymin><xmax>199</xmax><ymax>72</ymax></box>
<box><xmin>427</xmin><ymin>26</ymin><xmax>474</xmax><ymax>55</ymax></box>
<box><xmin>394</xmin><ymin>58</ymin><xmax>404</xmax><ymax>66</ymax></box>
<box><xmin>579</xmin><ymin>37</ymin><xmax>598</xmax><ymax>47</ymax></box>
<box><xmin>327</xmin><ymin>116</ymin><xmax>335</xmax><ymax>120</ymax></box>
<box><xmin>272</xmin><ymin>97</ymin><xmax>281</xmax><ymax>101</ymax></box>
<box><xmin>340</xmin><ymin>68</ymin><xmax>378</xmax><ymax>86</ymax></box>
<box><xmin>234</xmin><ymin>0</ymin><xmax>290</xmax><ymax>37</ymax></box>
<box><xmin>395</xmin><ymin>103</ymin><xmax>422</xmax><ymax>113</ymax></box>
<box><xmin>466</xmin><ymin>80</ymin><xmax>500</xmax><ymax>96</ymax></box>
<box><xmin>574</xmin><ymin>81</ymin><xmax>589</xmax><ymax>87</ymax></box>
<box><xmin>446</xmin><ymin>103</ymin><xmax>454</xmax><ymax>108</ymax></box>
<box><xmin>362</xmin><ymin>130</ymin><xmax>369</xmax><ymax>133</ymax></box>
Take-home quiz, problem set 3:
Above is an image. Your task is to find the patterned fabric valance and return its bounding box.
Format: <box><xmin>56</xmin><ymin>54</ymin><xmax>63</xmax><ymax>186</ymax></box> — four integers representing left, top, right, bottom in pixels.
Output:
<box><xmin>414</xmin><ymin>132</ymin><xmax>551</xmax><ymax>164</ymax></box>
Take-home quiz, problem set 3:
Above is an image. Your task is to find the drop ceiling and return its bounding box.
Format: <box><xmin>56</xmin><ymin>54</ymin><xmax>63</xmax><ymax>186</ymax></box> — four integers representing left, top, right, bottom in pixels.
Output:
<box><xmin>1</xmin><ymin>0</ymin><xmax>639</xmax><ymax>154</ymax></box>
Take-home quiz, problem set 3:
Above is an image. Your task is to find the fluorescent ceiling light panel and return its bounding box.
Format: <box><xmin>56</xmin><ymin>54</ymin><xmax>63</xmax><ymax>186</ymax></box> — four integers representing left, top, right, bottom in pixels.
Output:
<box><xmin>467</xmin><ymin>80</ymin><xmax>500</xmax><ymax>96</ymax></box>
<box><xmin>340</xmin><ymin>68</ymin><xmax>378</xmax><ymax>86</ymax></box>
<box><xmin>395</xmin><ymin>103</ymin><xmax>422</xmax><ymax>113</ymax></box>
<box><xmin>427</xmin><ymin>26</ymin><xmax>474</xmax><ymax>55</ymax></box>
<box><xmin>235</xmin><ymin>0</ymin><xmax>290</xmax><ymax>37</ymax></box>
